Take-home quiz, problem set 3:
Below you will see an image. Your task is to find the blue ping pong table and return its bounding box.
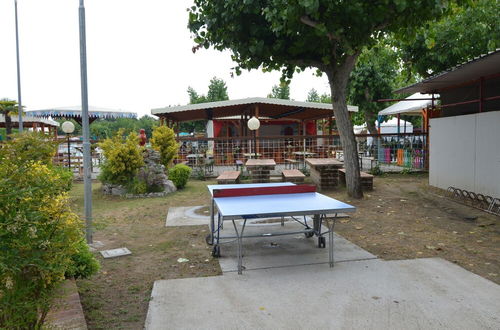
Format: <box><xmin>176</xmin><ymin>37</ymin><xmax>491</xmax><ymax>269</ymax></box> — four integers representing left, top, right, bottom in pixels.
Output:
<box><xmin>207</xmin><ymin>183</ymin><xmax>356</xmax><ymax>274</ymax></box>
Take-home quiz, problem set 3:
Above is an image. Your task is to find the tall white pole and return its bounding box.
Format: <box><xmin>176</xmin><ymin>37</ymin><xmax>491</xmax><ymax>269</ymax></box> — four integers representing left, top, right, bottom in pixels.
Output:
<box><xmin>14</xmin><ymin>0</ymin><xmax>23</xmax><ymax>132</ymax></box>
<box><xmin>79</xmin><ymin>0</ymin><xmax>92</xmax><ymax>243</ymax></box>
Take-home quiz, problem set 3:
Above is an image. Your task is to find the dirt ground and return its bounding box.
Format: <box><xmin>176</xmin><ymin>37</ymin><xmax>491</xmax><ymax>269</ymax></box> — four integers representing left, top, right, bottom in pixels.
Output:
<box><xmin>71</xmin><ymin>174</ymin><xmax>499</xmax><ymax>329</ymax></box>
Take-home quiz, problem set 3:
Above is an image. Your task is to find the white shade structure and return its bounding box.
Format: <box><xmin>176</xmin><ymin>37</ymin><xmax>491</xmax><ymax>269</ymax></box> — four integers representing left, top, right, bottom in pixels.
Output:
<box><xmin>378</xmin><ymin>93</ymin><xmax>433</xmax><ymax>116</ymax></box>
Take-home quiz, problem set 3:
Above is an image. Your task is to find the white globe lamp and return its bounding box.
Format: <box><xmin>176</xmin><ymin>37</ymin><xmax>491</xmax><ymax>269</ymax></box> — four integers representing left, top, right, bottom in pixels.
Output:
<box><xmin>247</xmin><ymin>116</ymin><xmax>260</xmax><ymax>158</ymax></box>
<box><xmin>62</xmin><ymin>121</ymin><xmax>75</xmax><ymax>170</ymax></box>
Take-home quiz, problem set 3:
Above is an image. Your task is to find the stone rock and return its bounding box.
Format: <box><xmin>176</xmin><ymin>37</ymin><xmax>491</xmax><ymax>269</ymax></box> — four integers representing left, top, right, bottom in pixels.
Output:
<box><xmin>111</xmin><ymin>186</ymin><xmax>127</xmax><ymax>196</ymax></box>
<box><xmin>102</xmin><ymin>148</ymin><xmax>177</xmax><ymax>198</ymax></box>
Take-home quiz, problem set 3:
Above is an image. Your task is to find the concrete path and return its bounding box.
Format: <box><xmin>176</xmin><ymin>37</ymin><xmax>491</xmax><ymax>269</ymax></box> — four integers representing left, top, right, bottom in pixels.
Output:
<box><xmin>145</xmin><ymin>258</ymin><xmax>500</xmax><ymax>330</ymax></box>
<box><xmin>165</xmin><ymin>206</ymin><xmax>210</xmax><ymax>227</ymax></box>
<box><xmin>215</xmin><ymin>221</ymin><xmax>375</xmax><ymax>272</ymax></box>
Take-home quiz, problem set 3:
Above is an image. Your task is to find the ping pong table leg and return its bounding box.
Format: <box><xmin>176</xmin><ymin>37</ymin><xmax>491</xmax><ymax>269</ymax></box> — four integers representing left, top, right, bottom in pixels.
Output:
<box><xmin>209</xmin><ymin>198</ymin><xmax>215</xmax><ymax>245</ymax></box>
<box><xmin>327</xmin><ymin>214</ymin><xmax>337</xmax><ymax>267</ymax></box>
<box><xmin>232</xmin><ymin>218</ymin><xmax>247</xmax><ymax>275</ymax></box>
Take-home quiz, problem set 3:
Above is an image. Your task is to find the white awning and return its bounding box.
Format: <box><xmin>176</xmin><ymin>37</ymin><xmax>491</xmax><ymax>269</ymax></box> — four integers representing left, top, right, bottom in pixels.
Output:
<box><xmin>378</xmin><ymin>93</ymin><xmax>433</xmax><ymax>116</ymax></box>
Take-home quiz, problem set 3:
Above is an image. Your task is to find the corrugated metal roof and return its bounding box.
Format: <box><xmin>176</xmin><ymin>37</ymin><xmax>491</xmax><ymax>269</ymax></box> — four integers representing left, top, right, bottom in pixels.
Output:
<box><xmin>151</xmin><ymin>97</ymin><xmax>357</xmax><ymax>122</ymax></box>
<box><xmin>395</xmin><ymin>48</ymin><xmax>500</xmax><ymax>94</ymax></box>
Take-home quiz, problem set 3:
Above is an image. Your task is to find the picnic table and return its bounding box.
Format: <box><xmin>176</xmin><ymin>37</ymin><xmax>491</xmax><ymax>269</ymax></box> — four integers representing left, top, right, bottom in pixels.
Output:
<box><xmin>306</xmin><ymin>158</ymin><xmax>344</xmax><ymax>190</ymax></box>
<box><xmin>206</xmin><ymin>183</ymin><xmax>356</xmax><ymax>274</ymax></box>
<box><xmin>245</xmin><ymin>158</ymin><xmax>276</xmax><ymax>183</ymax></box>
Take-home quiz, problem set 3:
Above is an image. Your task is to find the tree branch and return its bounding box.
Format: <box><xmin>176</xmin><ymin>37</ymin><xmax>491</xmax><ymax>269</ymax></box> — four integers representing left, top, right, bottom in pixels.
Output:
<box><xmin>300</xmin><ymin>15</ymin><xmax>339</xmax><ymax>42</ymax></box>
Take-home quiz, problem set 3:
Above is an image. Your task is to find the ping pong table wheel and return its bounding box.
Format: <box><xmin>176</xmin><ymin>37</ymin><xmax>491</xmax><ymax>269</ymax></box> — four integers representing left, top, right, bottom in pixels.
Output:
<box><xmin>212</xmin><ymin>245</ymin><xmax>221</xmax><ymax>258</ymax></box>
<box><xmin>318</xmin><ymin>236</ymin><xmax>326</xmax><ymax>248</ymax></box>
<box><xmin>304</xmin><ymin>231</ymin><xmax>314</xmax><ymax>238</ymax></box>
<box><xmin>205</xmin><ymin>234</ymin><xmax>213</xmax><ymax>245</ymax></box>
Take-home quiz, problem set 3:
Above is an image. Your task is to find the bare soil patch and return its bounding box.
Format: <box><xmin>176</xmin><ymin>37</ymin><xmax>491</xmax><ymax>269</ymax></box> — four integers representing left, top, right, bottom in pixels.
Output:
<box><xmin>325</xmin><ymin>174</ymin><xmax>499</xmax><ymax>284</ymax></box>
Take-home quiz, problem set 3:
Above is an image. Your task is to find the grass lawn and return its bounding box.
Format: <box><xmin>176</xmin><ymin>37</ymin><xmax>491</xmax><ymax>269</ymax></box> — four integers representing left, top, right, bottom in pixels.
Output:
<box><xmin>71</xmin><ymin>174</ymin><xmax>499</xmax><ymax>329</ymax></box>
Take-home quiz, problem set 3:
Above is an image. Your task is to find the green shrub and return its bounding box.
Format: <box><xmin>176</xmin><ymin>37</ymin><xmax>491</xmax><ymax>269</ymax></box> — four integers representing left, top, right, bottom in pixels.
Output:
<box><xmin>126</xmin><ymin>177</ymin><xmax>148</xmax><ymax>194</ymax></box>
<box><xmin>0</xmin><ymin>135</ymin><xmax>98</xmax><ymax>328</ymax></box>
<box><xmin>65</xmin><ymin>240</ymin><xmax>100</xmax><ymax>280</ymax></box>
<box><xmin>369</xmin><ymin>164</ymin><xmax>384</xmax><ymax>176</ymax></box>
<box><xmin>150</xmin><ymin>126</ymin><xmax>179</xmax><ymax>168</ymax></box>
<box><xmin>52</xmin><ymin>166</ymin><xmax>74</xmax><ymax>191</ymax></box>
<box><xmin>169</xmin><ymin>164</ymin><xmax>192</xmax><ymax>189</ymax></box>
<box><xmin>0</xmin><ymin>131</ymin><xmax>57</xmax><ymax>165</ymax></box>
<box><xmin>98</xmin><ymin>130</ymin><xmax>144</xmax><ymax>185</ymax></box>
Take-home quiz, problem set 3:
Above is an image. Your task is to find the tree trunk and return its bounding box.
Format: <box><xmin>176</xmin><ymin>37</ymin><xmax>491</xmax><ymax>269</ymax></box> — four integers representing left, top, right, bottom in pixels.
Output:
<box><xmin>326</xmin><ymin>56</ymin><xmax>363</xmax><ymax>198</ymax></box>
<box><xmin>364</xmin><ymin>112</ymin><xmax>379</xmax><ymax>135</ymax></box>
<box><xmin>5</xmin><ymin>112</ymin><xmax>13</xmax><ymax>138</ymax></box>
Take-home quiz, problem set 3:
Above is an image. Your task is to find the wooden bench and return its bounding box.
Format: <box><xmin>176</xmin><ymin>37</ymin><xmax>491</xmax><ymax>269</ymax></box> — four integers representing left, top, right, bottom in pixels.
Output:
<box><xmin>216</xmin><ymin>171</ymin><xmax>241</xmax><ymax>184</ymax></box>
<box><xmin>284</xmin><ymin>158</ymin><xmax>299</xmax><ymax>169</ymax></box>
<box><xmin>282</xmin><ymin>169</ymin><xmax>305</xmax><ymax>183</ymax></box>
<box><xmin>338</xmin><ymin>169</ymin><xmax>374</xmax><ymax>190</ymax></box>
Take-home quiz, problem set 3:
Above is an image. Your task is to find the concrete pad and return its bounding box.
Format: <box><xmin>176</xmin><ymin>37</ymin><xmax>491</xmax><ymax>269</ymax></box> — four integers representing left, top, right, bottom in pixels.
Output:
<box><xmin>145</xmin><ymin>258</ymin><xmax>500</xmax><ymax>330</ymax></box>
<box><xmin>216</xmin><ymin>221</ymin><xmax>376</xmax><ymax>272</ymax></box>
<box><xmin>165</xmin><ymin>206</ymin><xmax>210</xmax><ymax>226</ymax></box>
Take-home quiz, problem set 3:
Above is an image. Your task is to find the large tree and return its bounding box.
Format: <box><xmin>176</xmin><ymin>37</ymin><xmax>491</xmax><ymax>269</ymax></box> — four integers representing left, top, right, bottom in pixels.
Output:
<box><xmin>0</xmin><ymin>99</ymin><xmax>18</xmax><ymax>138</ymax></box>
<box><xmin>188</xmin><ymin>0</ymin><xmax>455</xmax><ymax>197</ymax></box>
<box><xmin>348</xmin><ymin>45</ymin><xmax>399</xmax><ymax>135</ymax></box>
<box><xmin>396</xmin><ymin>0</ymin><xmax>499</xmax><ymax>78</ymax></box>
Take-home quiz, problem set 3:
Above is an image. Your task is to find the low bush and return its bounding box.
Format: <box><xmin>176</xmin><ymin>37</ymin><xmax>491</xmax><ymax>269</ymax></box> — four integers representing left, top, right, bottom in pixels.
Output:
<box><xmin>0</xmin><ymin>133</ymin><xmax>99</xmax><ymax>328</ymax></box>
<box><xmin>65</xmin><ymin>240</ymin><xmax>100</xmax><ymax>280</ymax></box>
<box><xmin>98</xmin><ymin>130</ymin><xmax>144</xmax><ymax>185</ymax></box>
<box><xmin>169</xmin><ymin>164</ymin><xmax>192</xmax><ymax>189</ymax></box>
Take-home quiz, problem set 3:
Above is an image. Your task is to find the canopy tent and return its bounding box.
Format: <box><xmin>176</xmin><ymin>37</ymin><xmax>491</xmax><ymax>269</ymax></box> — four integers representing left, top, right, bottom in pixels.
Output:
<box><xmin>25</xmin><ymin>106</ymin><xmax>137</xmax><ymax>125</ymax></box>
<box><xmin>151</xmin><ymin>97</ymin><xmax>358</xmax><ymax>123</ymax></box>
<box><xmin>0</xmin><ymin>114</ymin><xmax>59</xmax><ymax>127</ymax></box>
<box><xmin>354</xmin><ymin>117</ymin><xmax>413</xmax><ymax>134</ymax></box>
<box><xmin>378</xmin><ymin>93</ymin><xmax>433</xmax><ymax>116</ymax></box>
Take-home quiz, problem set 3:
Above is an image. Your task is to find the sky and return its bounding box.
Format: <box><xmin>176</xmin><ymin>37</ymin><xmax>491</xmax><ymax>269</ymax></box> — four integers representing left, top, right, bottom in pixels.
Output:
<box><xmin>0</xmin><ymin>0</ymin><xmax>332</xmax><ymax>118</ymax></box>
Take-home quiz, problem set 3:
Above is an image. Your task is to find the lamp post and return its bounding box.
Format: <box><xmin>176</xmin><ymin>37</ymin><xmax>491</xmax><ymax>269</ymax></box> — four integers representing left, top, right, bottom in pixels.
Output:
<box><xmin>62</xmin><ymin>121</ymin><xmax>75</xmax><ymax>169</ymax></box>
<box><xmin>14</xmin><ymin>0</ymin><xmax>23</xmax><ymax>131</ymax></box>
<box><xmin>247</xmin><ymin>116</ymin><xmax>260</xmax><ymax>159</ymax></box>
<box><xmin>79</xmin><ymin>0</ymin><xmax>92</xmax><ymax>244</ymax></box>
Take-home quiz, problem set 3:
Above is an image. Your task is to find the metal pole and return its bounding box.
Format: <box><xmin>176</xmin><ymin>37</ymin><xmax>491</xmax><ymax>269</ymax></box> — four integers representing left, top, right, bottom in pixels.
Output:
<box><xmin>14</xmin><ymin>0</ymin><xmax>23</xmax><ymax>132</ymax></box>
<box><xmin>67</xmin><ymin>134</ymin><xmax>71</xmax><ymax>169</ymax></box>
<box><xmin>254</xmin><ymin>130</ymin><xmax>257</xmax><ymax>158</ymax></box>
<box><xmin>79</xmin><ymin>0</ymin><xmax>92</xmax><ymax>244</ymax></box>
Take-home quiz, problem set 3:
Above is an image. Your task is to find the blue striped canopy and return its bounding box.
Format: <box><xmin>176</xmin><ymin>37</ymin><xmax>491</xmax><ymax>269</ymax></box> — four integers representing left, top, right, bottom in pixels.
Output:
<box><xmin>25</xmin><ymin>106</ymin><xmax>137</xmax><ymax>120</ymax></box>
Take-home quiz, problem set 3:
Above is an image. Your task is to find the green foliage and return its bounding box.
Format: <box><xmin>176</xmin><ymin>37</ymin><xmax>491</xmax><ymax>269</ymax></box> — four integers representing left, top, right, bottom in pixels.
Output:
<box><xmin>126</xmin><ymin>177</ymin><xmax>148</xmax><ymax>194</ymax></box>
<box><xmin>0</xmin><ymin>131</ymin><xmax>57</xmax><ymax>165</ymax></box>
<box><xmin>65</xmin><ymin>240</ymin><xmax>100</xmax><ymax>280</ymax></box>
<box><xmin>348</xmin><ymin>44</ymin><xmax>399</xmax><ymax>132</ymax></box>
<box><xmin>268</xmin><ymin>81</ymin><xmax>290</xmax><ymax>99</ymax></box>
<box><xmin>181</xmin><ymin>77</ymin><xmax>229</xmax><ymax>133</ymax></box>
<box><xmin>169</xmin><ymin>164</ymin><xmax>192</xmax><ymax>189</ymax></box>
<box><xmin>369</xmin><ymin>164</ymin><xmax>384</xmax><ymax>176</ymax></box>
<box><xmin>89</xmin><ymin>116</ymin><xmax>158</xmax><ymax>140</ymax></box>
<box><xmin>0</xmin><ymin>137</ymin><xmax>98</xmax><ymax>327</ymax></box>
<box><xmin>189</xmin><ymin>0</ymin><xmax>454</xmax><ymax>79</ymax></box>
<box><xmin>396</xmin><ymin>0</ymin><xmax>500</xmax><ymax>78</ymax></box>
<box><xmin>150</xmin><ymin>126</ymin><xmax>179</xmax><ymax>168</ymax></box>
<box><xmin>98</xmin><ymin>130</ymin><xmax>145</xmax><ymax>185</ymax></box>
<box><xmin>52</xmin><ymin>166</ymin><xmax>74</xmax><ymax>192</ymax></box>
<box><xmin>0</xmin><ymin>98</ymin><xmax>19</xmax><ymax>137</ymax></box>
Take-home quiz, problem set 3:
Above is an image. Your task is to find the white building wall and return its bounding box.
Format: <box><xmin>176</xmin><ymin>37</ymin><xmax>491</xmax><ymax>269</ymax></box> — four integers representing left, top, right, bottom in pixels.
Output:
<box><xmin>429</xmin><ymin>111</ymin><xmax>500</xmax><ymax>197</ymax></box>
